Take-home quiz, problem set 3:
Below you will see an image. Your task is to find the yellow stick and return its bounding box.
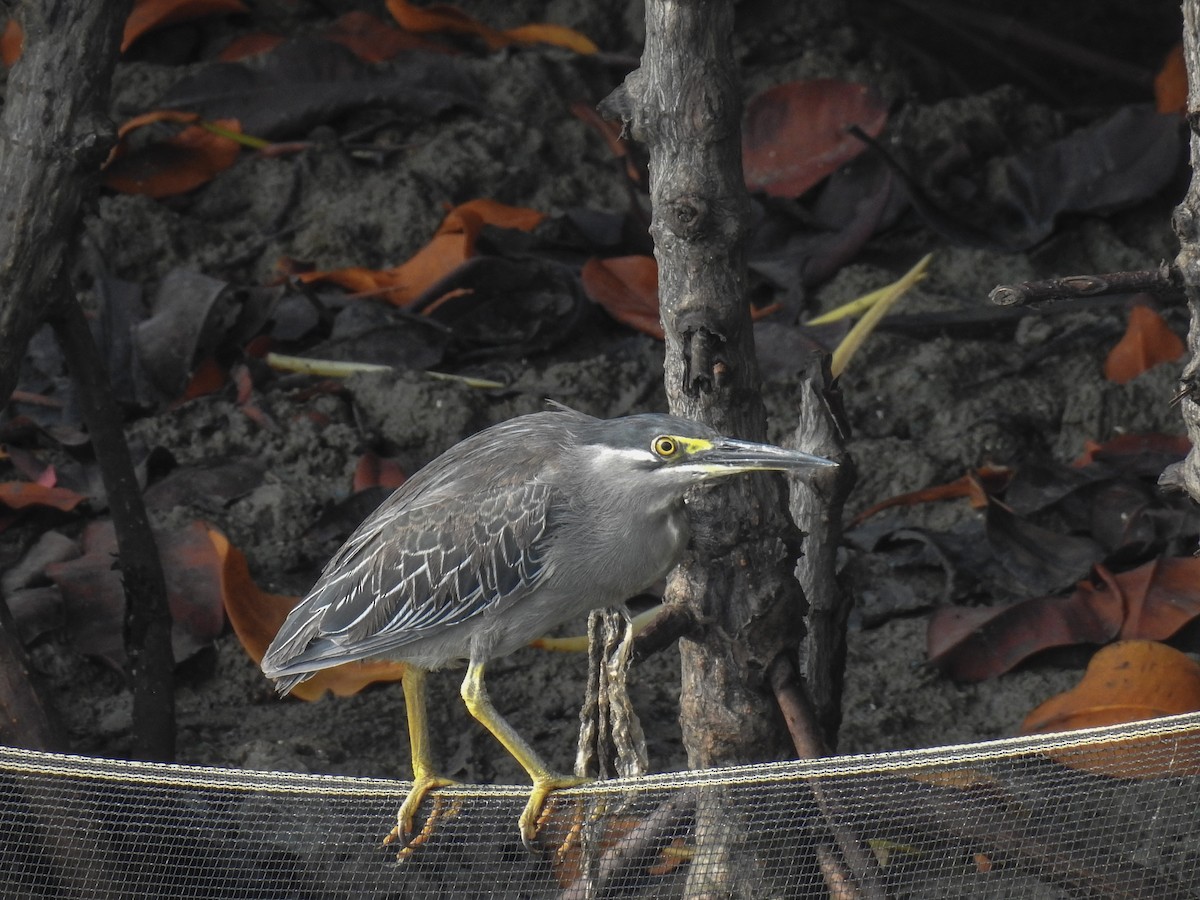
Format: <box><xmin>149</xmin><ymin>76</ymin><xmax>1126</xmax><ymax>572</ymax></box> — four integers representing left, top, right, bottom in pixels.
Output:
<box><xmin>830</xmin><ymin>253</ymin><xmax>932</xmax><ymax>378</ymax></box>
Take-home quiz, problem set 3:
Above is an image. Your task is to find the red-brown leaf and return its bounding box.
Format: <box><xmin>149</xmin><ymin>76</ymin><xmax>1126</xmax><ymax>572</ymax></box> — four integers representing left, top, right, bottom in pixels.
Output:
<box><xmin>45</xmin><ymin>520</ymin><xmax>226</xmax><ymax>668</ymax></box>
<box><xmin>1103</xmin><ymin>303</ymin><xmax>1185</xmax><ymax>384</ymax></box>
<box><xmin>1115</xmin><ymin>556</ymin><xmax>1200</xmax><ymax>641</ymax></box>
<box><xmin>353</xmin><ymin>451</ymin><xmax>407</xmax><ymax>493</ymax></box>
<box><xmin>300</xmin><ymin>199</ymin><xmax>544</xmax><ymax>307</ymax></box>
<box><xmin>0</xmin><ymin>481</ymin><xmax>86</xmax><ymax>512</ymax></box>
<box><xmin>927</xmin><ymin>571</ymin><xmax>1125</xmax><ymax>681</ymax></box>
<box><xmin>1022</xmin><ymin>640</ymin><xmax>1200</xmax><ymax>735</ymax></box>
<box><xmin>122</xmin><ymin>0</ymin><xmax>249</xmax><ymax>53</ymax></box>
<box><xmin>326</xmin><ymin>10</ymin><xmax>451</xmax><ymax>61</ymax></box>
<box><xmin>1020</xmin><ymin>641</ymin><xmax>1200</xmax><ymax>779</ymax></box>
<box><xmin>103</xmin><ymin>114</ymin><xmax>243</xmax><ymax>198</ymax></box>
<box><xmin>385</xmin><ymin>0</ymin><xmax>597</xmax><ymax>54</ymax></box>
<box><xmin>1</xmin><ymin>19</ymin><xmax>22</xmax><ymax>66</ymax></box>
<box><xmin>216</xmin><ymin>526</ymin><xmax>407</xmax><ymax>700</ymax></box>
<box><xmin>581</xmin><ymin>255</ymin><xmax>662</xmax><ymax>338</ymax></box>
<box><xmin>743</xmin><ymin>80</ymin><xmax>887</xmax><ymax>198</ymax></box>
<box><xmin>850</xmin><ymin>466</ymin><xmax>1012</xmax><ymax>526</ymax></box>
<box><xmin>1155</xmin><ymin>43</ymin><xmax>1187</xmax><ymax>116</ymax></box>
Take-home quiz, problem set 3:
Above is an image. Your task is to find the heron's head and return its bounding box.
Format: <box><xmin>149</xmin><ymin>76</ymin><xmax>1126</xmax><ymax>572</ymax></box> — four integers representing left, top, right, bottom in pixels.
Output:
<box><xmin>571</xmin><ymin>412</ymin><xmax>836</xmax><ymax>500</ymax></box>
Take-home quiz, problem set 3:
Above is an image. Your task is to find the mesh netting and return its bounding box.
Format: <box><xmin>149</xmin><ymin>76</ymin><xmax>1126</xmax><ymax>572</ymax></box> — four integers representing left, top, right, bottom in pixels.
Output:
<box><xmin>3</xmin><ymin>713</ymin><xmax>1200</xmax><ymax>898</ymax></box>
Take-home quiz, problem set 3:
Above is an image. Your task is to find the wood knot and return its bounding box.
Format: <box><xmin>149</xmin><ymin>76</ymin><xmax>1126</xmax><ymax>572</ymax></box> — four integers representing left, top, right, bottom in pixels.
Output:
<box><xmin>667</xmin><ymin>197</ymin><xmax>706</xmax><ymax>239</ymax></box>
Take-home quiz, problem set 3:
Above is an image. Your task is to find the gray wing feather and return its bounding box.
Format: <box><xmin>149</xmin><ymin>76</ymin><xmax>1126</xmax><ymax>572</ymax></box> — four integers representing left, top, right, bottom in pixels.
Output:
<box><xmin>261</xmin><ymin>479</ymin><xmax>555</xmax><ymax>675</ymax></box>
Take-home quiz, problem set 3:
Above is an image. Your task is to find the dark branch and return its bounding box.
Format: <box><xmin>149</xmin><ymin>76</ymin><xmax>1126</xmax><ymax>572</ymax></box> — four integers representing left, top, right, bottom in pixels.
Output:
<box><xmin>990</xmin><ymin>264</ymin><xmax>1185</xmax><ymax>306</ymax></box>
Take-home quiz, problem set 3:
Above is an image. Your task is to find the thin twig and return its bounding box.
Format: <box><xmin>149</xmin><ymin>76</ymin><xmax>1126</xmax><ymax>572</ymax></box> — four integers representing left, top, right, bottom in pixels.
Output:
<box><xmin>770</xmin><ymin>654</ymin><xmax>892</xmax><ymax>900</ymax></box>
<box><xmin>989</xmin><ymin>264</ymin><xmax>1185</xmax><ymax>306</ymax></box>
<box><xmin>49</xmin><ymin>291</ymin><xmax>175</xmax><ymax>762</ymax></box>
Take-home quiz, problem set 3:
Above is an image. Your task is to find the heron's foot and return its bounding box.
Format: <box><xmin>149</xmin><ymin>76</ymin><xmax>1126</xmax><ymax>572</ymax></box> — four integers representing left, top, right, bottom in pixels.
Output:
<box><xmin>520</xmin><ymin>774</ymin><xmax>592</xmax><ymax>854</ymax></box>
<box><xmin>384</xmin><ymin>773</ymin><xmax>459</xmax><ymax>857</ymax></box>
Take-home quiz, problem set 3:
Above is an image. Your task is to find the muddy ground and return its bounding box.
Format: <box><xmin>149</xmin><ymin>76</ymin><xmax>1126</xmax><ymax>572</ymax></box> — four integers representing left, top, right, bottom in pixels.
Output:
<box><xmin>4</xmin><ymin>0</ymin><xmax>1193</xmax><ymax>792</ymax></box>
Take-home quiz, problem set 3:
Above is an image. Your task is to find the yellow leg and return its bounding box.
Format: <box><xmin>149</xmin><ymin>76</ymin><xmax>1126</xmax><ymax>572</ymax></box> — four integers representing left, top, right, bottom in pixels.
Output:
<box><xmin>384</xmin><ymin>667</ymin><xmax>458</xmax><ymax>853</ymax></box>
<box><xmin>460</xmin><ymin>660</ymin><xmax>590</xmax><ymax>852</ymax></box>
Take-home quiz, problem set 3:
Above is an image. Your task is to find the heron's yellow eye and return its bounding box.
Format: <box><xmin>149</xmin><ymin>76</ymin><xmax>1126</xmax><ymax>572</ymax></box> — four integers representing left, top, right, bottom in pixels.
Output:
<box><xmin>652</xmin><ymin>436</ymin><xmax>679</xmax><ymax>458</ymax></box>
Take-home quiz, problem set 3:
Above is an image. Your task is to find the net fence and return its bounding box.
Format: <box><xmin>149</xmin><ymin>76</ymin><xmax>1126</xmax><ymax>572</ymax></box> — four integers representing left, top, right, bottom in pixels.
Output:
<box><xmin>2</xmin><ymin>712</ymin><xmax>1200</xmax><ymax>898</ymax></box>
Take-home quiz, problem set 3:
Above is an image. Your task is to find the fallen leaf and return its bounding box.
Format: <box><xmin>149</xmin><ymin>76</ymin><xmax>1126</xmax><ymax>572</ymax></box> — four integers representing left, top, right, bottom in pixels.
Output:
<box><xmin>353</xmin><ymin>452</ymin><xmax>407</xmax><ymax>492</ymax></box>
<box><xmin>1073</xmin><ymin>432</ymin><xmax>1191</xmax><ymax>470</ymax></box>
<box><xmin>179</xmin><ymin>357</ymin><xmax>227</xmax><ymax>402</ymax></box>
<box><xmin>217</xmin><ymin>32</ymin><xmax>285</xmax><ymax>62</ymax></box>
<box><xmin>302</xmin><ymin>199</ymin><xmax>545</xmax><ymax>306</ymax></box>
<box><xmin>45</xmin><ymin>520</ymin><xmax>227</xmax><ymax>669</ymax></box>
<box><xmin>742</xmin><ymin>80</ymin><xmax>888</xmax><ymax>198</ymax></box>
<box><xmin>984</xmin><ymin>495</ymin><xmax>1104</xmax><ymax>596</ymax></box>
<box><xmin>1155</xmin><ymin>43</ymin><xmax>1187</xmax><ymax>116</ymax></box>
<box><xmin>386</xmin><ymin>0</ymin><xmax>597</xmax><ymax>54</ymax></box>
<box><xmin>929</xmin><ymin>557</ymin><xmax>1200</xmax><ymax>681</ymax></box>
<box><xmin>215</xmin><ymin>527</ymin><xmax>407</xmax><ymax>700</ymax></box>
<box><xmin>133</xmin><ymin>269</ymin><xmax>243</xmax><ymax>400</ymax></box>
<box><xmin>103</xmin><ymin>113</ymin><xmax>243</xmax><ymax>197</ymax></box>
<box><xmin>159</xmin><ymin>36</ymin><xmax>478</xmax><ymax>140</ymax></box>
<box><xmin>748</xmin><ymin>157</ymin><xmax>907</xmax><ymax>310</ymax></box>
<box><xmin>581</xmin><ymin>255</ymin><xmax>661</xmax><ymax>337</ymax></box>
<box><xmin>850</xmin><ymin>466</ymin><xmax>1012</xmax><ymax>526</ymax></box>
<box><xmin>2</xmin><ymin>19</ymin><xmax>22</xmax><ymax>66</ymax></box>
<box><xmin>325</xmin><ymin>9</ymin><xmax>449</xmax><ymax>62</ymax></box>
<box><xmin>1022</xmin><ymin>640</ymin><xmax>1200</xmax><ymax>734</ymax></box>
<box><xmin>1023</xmin><ymin>640</ymin><xmax>1200</xmax><ymax>779</ymax></box>
<box><xmin>1103</xmin><ymin>303</ymin><xmax>1185</xmax><ymax>384</ymax></box>
<box><xmin>927</xmin><ymin>578</ymin><xmax>1123</xmax><ymax>682</ymax></box>
<box><xmin>415</xmin><ymin>256</ymin><xmax>585</xmax><ymax>356</ymax></box>
<box><xmin>1115</xmin><ymin>556</ymin><xmax>1200</xmax><ymax>642</ymax></box>
<box><xmin>143</xmin><ymin>458</ymin><xmax>266</xmax><ymax>511</ymax></box>
<box><xmin>991</xmin><ymin>106</ymin><xmax>1181</xmax><ymax>249</ymax></box>
<box><xmin>0</xmin><ymin>481</ymin><xmax>86</xmax><ymax>512</ymax></box>
<box><xmin>122</xmin><ymin>0</ymin><xmax>249</xmax><ymax>53</ymax></box>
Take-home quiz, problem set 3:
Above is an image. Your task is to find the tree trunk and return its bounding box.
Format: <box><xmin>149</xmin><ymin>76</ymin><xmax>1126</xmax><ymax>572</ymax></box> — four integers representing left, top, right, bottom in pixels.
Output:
<box><xmin>0</xmin><ymin>0</ymin><xmax>129</xmax><ymax>400</ymax></box>
<box><xmin>1169</xmin><ymin>0</ymin><xmax>1200</xmax><ymax>505</ymax></box>
<box><xmin>604</xmin><ymin>0</ymin><xmax>806</xmax><ymax>774</ymax></box>
<box><xmin>0</xmin><ymin>0</ymin><xmax>176</xmax><ymax>761</ymax></box>
<box><xmin>789</xmin><ymin>357</ymin><xmax>854</xmax><ymax>748</ymax></box>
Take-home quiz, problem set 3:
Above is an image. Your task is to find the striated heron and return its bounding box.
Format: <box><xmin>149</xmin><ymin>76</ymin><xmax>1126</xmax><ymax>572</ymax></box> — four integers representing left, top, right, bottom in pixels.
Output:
<box><xmin>261</xmin><ymin>406</ymin><xmax>835</xmax><ymax>851</ymax></box>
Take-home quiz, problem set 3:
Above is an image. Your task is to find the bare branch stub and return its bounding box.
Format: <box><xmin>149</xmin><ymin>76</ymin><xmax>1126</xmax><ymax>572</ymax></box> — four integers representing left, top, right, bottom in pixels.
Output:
<box><xmin>990</xmin><ymin>265</ymin><xmax>1184</xmax><ymax>306</ymax></box>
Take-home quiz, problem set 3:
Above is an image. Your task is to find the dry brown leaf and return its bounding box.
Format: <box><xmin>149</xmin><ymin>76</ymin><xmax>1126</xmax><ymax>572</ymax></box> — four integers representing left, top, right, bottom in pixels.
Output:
<box><xmin>103</xmin><ymin>114</ymin><xmax>243</xmax><ymax>197</ymax></box>
<box><xmin>743</xmin><ymin>80</ymin><xmax>887</xmax><ymax>198</ymax></box>
<box><xmin>1114</xmin><ymin>556</ymin><xmax>1200</xmax><ymax>642</ymax></box>
<box><xmin>1103</xmin><ymin>303</ymin><xmax>1185</xmax><ymax>384</ymax></box>
<box><xmin>1021</xmin><ymin>641</ymin><xmax>1200</xmax><ymax>779</ymax></box>
<box><xmin>217</xmin><ymin>32</ymin><xmax>285</xmax><ymax>62</ymax></box>
<box><xmin>1155</xmin><ymin>43</ymin><xmax>1187</xmax><ymax>116</ymax></box>
<box><xmin>1026</xmin><ymin>642</ymin><xmax>1200</xmax><ymax>772</ymax></box>
<box><xmin>353</xmin><ymin>452</ymin><xmax>407</xmax><ymax>493</ymax></box>
<box><xmin>300</xmin><ymin>199</ymin><xmax>545</xmax><ymax>307</ymax></box>
<box><xmin>325</xmin><ymin>10</ymin><xmax>449</xmax><ymax>62</ymax></box>
<box><xmin>0</xmin><ymin>481</ymin><xmax>86</xmax><ymax>512</ymax></box>
<box><xmin>386</xmin><ymin>0</ymin><xmax>597</xmax><ymax>54</ymax></box>
<box><xmin>45</xmin><ymin>520</ymin><xmax>226</xmax><ymax>668</ymax></box>
<box><xmin>1073</xmin><ymin>432</ymin><xmax>1191</xmax><ymax>467</ymax></box>
<box><xmin>1</xmin><ymin>19</ymin><xmax>22</xmax><ymax>66</ymax></box>
<box><xmin>1024</xmin><ymin>640</ymin><xmax>1200</xmax><ymax>734</ymax></box>
<box><xmin>122</xmin><ymin>0</ymin><xmax>249</xmax><ymax>53</ymax></box>
<box><xmin>214</xmin><ymin>527</ymin><xmax>406</xmax><ymax>700</ymax></box>
<box><xmin>581</xmin><ymin>255</ymin><xmax>662</xmax><ymax>338</ymax></box>
<box><xmin>850</xmin><ymin>466</ymin><xmax>1011</xmax><ymax>527</ymax></box>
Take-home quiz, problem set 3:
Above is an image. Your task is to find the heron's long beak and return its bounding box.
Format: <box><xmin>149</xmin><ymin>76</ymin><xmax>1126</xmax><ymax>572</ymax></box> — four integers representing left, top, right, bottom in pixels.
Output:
<box><xmin>698</xmin><ymin>437</ymin><xmax>838</xmax><ymax>475</ymax></box>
